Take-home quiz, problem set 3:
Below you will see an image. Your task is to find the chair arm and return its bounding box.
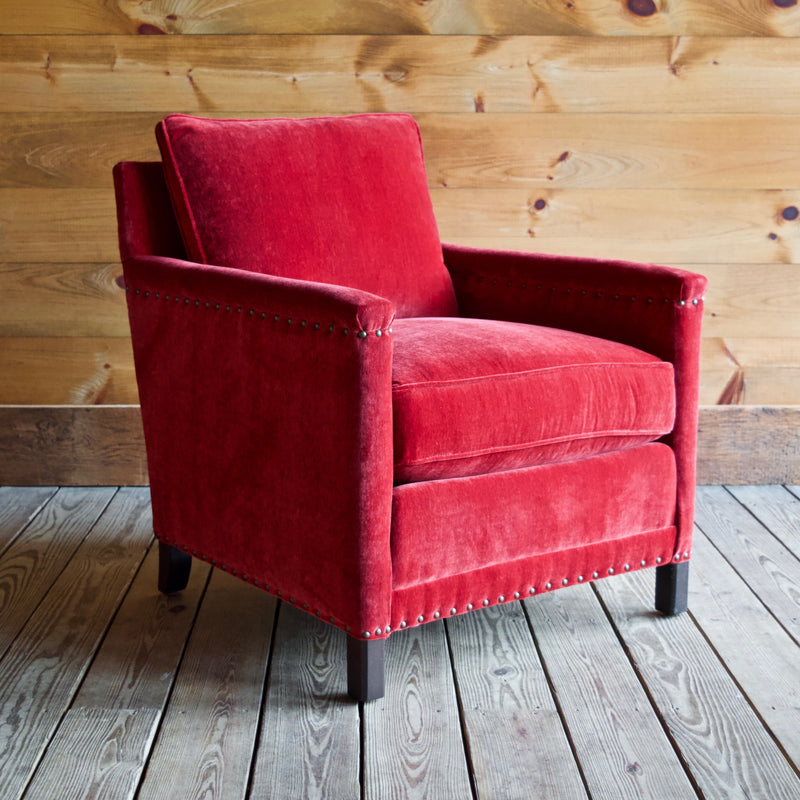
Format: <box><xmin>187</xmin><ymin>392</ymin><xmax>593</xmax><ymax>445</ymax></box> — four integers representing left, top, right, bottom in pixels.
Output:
<box><xmin>123</xmin><ymin>255</ymin><xmax>396</xmax><ymax>637</ymax></box>
<box><xmin>443</xmin><ymin>243</ymin><xmax>707</xmax><ymax>562</ymax></box>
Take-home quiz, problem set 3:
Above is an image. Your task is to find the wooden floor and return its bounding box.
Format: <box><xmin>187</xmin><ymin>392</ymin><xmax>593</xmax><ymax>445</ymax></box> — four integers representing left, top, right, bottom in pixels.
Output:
<box><xmin>0</xmin><ymin>486</ymin><xmax>798</xmax><ymax>799</ymax></box>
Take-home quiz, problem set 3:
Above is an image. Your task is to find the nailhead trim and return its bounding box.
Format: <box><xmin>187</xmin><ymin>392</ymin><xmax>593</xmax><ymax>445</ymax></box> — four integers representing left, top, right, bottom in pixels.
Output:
<box><xmin>126</xmin><ymin>285</ymin><xmax>391</xmax><ymax>339</ymax></box>
<box><xmin>469</xmin><ymin>275</ymin><xmax>703</xmax><ymax>308</ymax></box>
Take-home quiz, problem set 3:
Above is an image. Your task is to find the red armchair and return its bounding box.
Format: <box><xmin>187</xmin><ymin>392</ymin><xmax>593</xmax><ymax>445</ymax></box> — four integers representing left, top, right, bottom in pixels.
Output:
<box><xmin>113</xmin><ymin>114</ymin><xmax>706</xmax><ymax>701</ymax></box>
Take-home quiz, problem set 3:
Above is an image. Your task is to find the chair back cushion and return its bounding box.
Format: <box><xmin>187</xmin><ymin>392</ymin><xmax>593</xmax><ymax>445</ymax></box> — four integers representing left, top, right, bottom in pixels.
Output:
<box><xmin>155</xmin><ymin>113</ymin><xmax>458</xmax><ymax>318</ymax></box>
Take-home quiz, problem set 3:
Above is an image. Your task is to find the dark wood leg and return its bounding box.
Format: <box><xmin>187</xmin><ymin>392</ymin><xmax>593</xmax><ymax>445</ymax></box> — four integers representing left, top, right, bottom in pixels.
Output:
<box><xmin>157</xmin><ymin>541</ymin><xmax>192</xmax><ymax>594</ymax></box>
<box><xmin>347</xmin><ymin>636</ymin><xmax>386</xmax><ymax>702</ymax></box>
<box><xmin>655</xmin><ymin>561</ymin><xmax>690</xmax><ymax>616</ymax></box>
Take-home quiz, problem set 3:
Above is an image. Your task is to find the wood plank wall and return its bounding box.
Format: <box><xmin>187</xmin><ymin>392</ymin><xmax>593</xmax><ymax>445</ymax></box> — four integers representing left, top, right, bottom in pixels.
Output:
<box><xmin>1</xmin><ymin>0</ymin><xmax>799</xmax><ymax>483</ymax></box>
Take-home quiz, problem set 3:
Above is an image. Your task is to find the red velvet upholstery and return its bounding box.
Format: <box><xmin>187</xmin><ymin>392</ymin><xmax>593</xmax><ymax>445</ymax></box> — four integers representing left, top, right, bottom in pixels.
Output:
<box><xmin>392</xmin><ymin>317</ymin><xmax>675</xmax><ymax>482</ymax></box>
<box><xmin>113</xmin><ymin>113</ymin><xmax>706</xmax><ymax>698</ymax></box>
<box><xmin>156</xmin><ymin>113</ymin><xmax>457</xmax><ymax>318</ymax></box>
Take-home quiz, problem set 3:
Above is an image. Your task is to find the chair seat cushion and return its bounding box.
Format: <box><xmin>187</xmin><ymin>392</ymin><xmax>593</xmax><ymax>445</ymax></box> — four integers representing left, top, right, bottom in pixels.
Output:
<box><xmin>392</xmin><ymin>317</ymin><xmax>675</xmax><ymax>483</ymax></box>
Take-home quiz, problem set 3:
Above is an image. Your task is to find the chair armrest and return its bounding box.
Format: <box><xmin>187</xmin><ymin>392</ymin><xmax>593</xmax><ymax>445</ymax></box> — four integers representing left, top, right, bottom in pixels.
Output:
<box><xmin>123</xmin><ymin>255</ymin><xmax>396</xmax><ymax>637</ymax></box>
<box><xmin>443</xmin><ymin>243</ymin><xmax>707</xmax><ymax>561</ymax></box>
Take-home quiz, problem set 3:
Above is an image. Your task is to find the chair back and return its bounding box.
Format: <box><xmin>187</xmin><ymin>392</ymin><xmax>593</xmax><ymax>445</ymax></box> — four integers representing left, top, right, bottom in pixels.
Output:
<box><xmin>151</xmin><ymin>113</ymin><xmax>458</xmax><ymax>318</ymax></box>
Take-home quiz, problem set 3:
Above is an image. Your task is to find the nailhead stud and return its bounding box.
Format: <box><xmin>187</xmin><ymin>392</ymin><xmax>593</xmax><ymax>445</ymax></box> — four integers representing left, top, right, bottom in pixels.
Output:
<box><xmin>578</xmin><ymin>575</ymin><xmax>584</xmax><ymax>582</ymax></box>
<box><xmin>624</xmin><ymin>564</ymin><xmax>631</xmax><ymax>571</ymax></box>
<box><xmin>433</xmin><ymin>611</ymin><xmax>440</xmax><ymax>619</ymax></box>
<box><xmin>514</xmin><ymin>592</ymin><xmax>520</xmax><ymax>599</ymax></box>
<box><xmin>562</xmin><ymin>578</ymin><xmax>569</xmax><ymax>586</ymax></box>
<box><xmin>656</xmin><ymin>557</ymin><xmax>663</xmax><ymax>564</ymax></box>
<box><xmin>358</xmin><ymin>331</ymin><xmax>367</xmax><ymax>339</ymax></box>
<box><xmin>640</xmin><ymin>559</ymin><xmax>647</xmax><ymax>567</ymax></box>
<box><xmin>608</xmin><ymin>567</ymin><xmax>615</xmax><ymax>575</ymax></box>
<box><xmin>417</xmin><ymin>614</ymin><xmax>424</xmax><ymax>623</ymax></box>
<box><xmin>466</xmin><ymin>603</ymin><xmax>474</xmax><ymax>610</ymax></box>
<box><xmin>375</xmin><ymin>627</ymin><xmax>382</xmax><ymax>636</ymax></box>
<box><xmin>592</xmin><ymin>571</ymin><xmax>599</xmax><ymax>579</ymax></box>
<box><xmin>498</xmin><ymin>595</ymin><xmax>505</xmax><ymax>602</ymax></box>
<box><xmin>363</xmin><ymin>631</ymin><xmax>370</xmax><ymax>638</ymax></box>
<box><xmin>529</xmin><ymin>587</ymin><xmax>536</xmax><ymax>595</ymax></box>
<box><xmin>450</xmin><ymin>607</ymin><xmax>457</xmax><ymax>615</ymax></box>
<box><xmin>400</xmin><ymin>620</ymin><xmax>407</xmax><ymax>628</ymax></box>
<box><xmin>684</xmin><ymin>552</ymin><xmax>690</xmax><ymax>559</ymax></box>
<box><xmin>545</xmin><ymin>582</ymin><xmax>552</xmax><ymax>590</ymax></box>
<box><xmin>482</xmin><ymin>599</ymin><xmax>489</xmax><ymax>607</ymax></box>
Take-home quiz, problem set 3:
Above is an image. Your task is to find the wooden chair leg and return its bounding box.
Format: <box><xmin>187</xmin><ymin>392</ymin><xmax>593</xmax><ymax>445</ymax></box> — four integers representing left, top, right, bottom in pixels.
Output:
<box><xmin>157</xmin><ymin>541</ymin><xmax>192</xmax><ymax>594</ymax></box>
<box><xmin>347</xmin><ymin>636</ymin><xmax>386</xmax><ymax>702</ymax></box>
<box><xmin>655</xmin><ymin>561</ymin><xmax>690</xmax><ymax>616</ymax></box>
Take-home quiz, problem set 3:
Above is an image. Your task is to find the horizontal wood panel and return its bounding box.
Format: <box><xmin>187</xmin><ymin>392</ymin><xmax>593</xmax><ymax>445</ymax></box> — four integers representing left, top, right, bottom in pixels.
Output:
<box><xmin>4</xmin><ymin>188</ymin><xmax>798</xmax><ymax>265</ymax></box>
<box><xmin>698</xmin><ymin>264</ymin><xmax>800</xmax><ymax>339</ymax></box>
<box><xmin>435</xmin><ymin>189</ymin><xmax>800</xmax><ymax>264</ymax></box>
<box><xmin>701</xmin><ymin>338</ymin><xmax>800</xmax><ymax>406</ymax></box>
<box><xmin>1</xmin><ymin>0</ymin><xmax>798</xmax><ymax>36</ymax></box>
<box><xmin>1</xmin><ymin>334</ymin><xmax>794</xmax><ymax>408</ymax></box>
<box><xmin>2</xmin><ymin>260</ymin><xmax>797</xmax><ymax>343</ymax></box>
<box><xmin>3</xmin><ymin>36</ymin><xmax>800</xmax><ymax>115</ymax></box>
<box><xmin>4</xmin><ymin>111</ymin><xmax>800</xmax><ymax>191</ymax></box>
<box><xmin>0</xmin><ymin>337</ymin><xmax>137</xmax><ymax>404</ymax></box>
<box><xmin>0</xmin><ymin>262</ymin><xmax>127</xmax><ymax>337</ymax></box>
<box><xmin>0</xmin><ymin>404</ymin><xmax>796</xmax><ymax>485</ymax></box>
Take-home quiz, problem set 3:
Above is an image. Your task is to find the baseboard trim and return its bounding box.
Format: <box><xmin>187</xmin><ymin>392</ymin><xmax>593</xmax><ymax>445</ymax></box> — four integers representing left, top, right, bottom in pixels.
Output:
<box><xmin>696</xmin><ymin>405</ymin><xmax>800</xmax><ymax>485</ymax></box>
<box><xmin>1</xmin><ymin>404</ymin><xmax>797</xmax><ymax>486</ymax></box>
<box><xmin>0</xmin><ymin>405</ymin><xmax>147</xmax><ymax>486</ymax></box>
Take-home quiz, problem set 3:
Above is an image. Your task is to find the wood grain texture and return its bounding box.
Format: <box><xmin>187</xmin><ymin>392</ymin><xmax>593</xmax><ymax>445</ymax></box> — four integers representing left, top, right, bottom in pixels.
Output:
<box><xmin>595</xmin><ymin>569</ymin><xmax>800</xmax><ymax>800</ymax></box>
<box><xmin>4</xmin><ymin>186</ymin><xmax>798</xmax><ymax>265</ymax></box>
<box><xmin>701</xmin><ymin>339</ymin><xmax>800</xmax><ymax>406</ymax></box>
<box><xmin>0</xmin><ymin>262</ymin><xmax>128</xmax><ymax>337</ymax></box>
<box><xmin>4</xmin><ymin>37</ymin><xmax>800</xmax><ymax>115</ymax></box>
<box><xmin>363</xmin><ymin>621</ymin><xmax>473</xmax><ymax>800</ymax></box>
<box><xmin>689</xmin><ymin>529</ymin><xmax>800</xmax><ymax>767</ymax></box>
<box><xmin>699</xmin><ymin>264</ymin><xmax>800</xmax><ymax>340</ymax></box>
<box><xmin>695</xmin><ymin>486</ymin><xmax>800</xmax><ymax>645</ymax></box>
<box><xmin>697</xmin><ymin>405</ymin><xmax>800</xmax><ymax>484</ymax></box>
<box><xmin>2</xmin><ymin>0</ymin><xmax>799</xmax><ymax>35</ymax></box>
<box><xmin>22</xmin><ymin>708</ymin><xmax>160</xmax><ymax>800</ymax></box>
<box><xmin>5</xmin><ymin>111</ymin><xmax>800</xmax><ymax>191</ymax></box>
<box><xmin>727</xmin><ymin>484</ymin><xmax>800</xmax><ymax>561</ymax></box>
<box><xmin>136</xmin><ymin>568</ymin><xmax>276</xmax><ymax>800</ymax></box>
<box><xmin>523</xmin><ymin>585</ymin><xmax>697</xmax><ymax>799</ymax></box>
<box><xmin>0</xmin><ymin>405</ymin><xmax>147</xmax><ymax>485</ymax></box>
<box><xmin>73</xmin><ymin>540</ymin><xmax>211</xmax><ymax>710</ymax></box>
<box><xmin>446</xmin><ymin>602</ymin><xmax>588</xmax><ymax>800</ymax></box>
<box><xmin>0</xmin><ymin>486</ymin><xmax>115</xmax><ymax>658</ymax></box>
<box><xmin>251</xmin><ymin>603</ymin><xmax>359</xmax><ymax>800</ymax></box>
<box><xmin>0</xmin><ymin>488</ymin><xmax>152</xmax><ymax>800</ymax></box>
<box><xmin>0</xmin><ymin>485</ymin><xmax>56</xmax><ymax>553</ymax></box>
<box><xmin>434</xmin><ymin>188</ymin><xmax>800</xmax><ymax>264</ymax></box>
<box><xmin>0</xmin><ymin>337</ymin><xmax>137</xmax><ymax>404</ymax></box>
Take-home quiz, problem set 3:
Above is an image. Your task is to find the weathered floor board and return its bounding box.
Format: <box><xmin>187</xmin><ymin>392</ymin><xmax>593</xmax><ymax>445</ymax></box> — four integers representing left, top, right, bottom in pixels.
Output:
<box><xmin>250</xmin><ymin>604</ymin><xmax>359</xmax><ymax>800</ymax></box>
<box><xmin>595</xmin><ymin>567</ymin><xmax>800</xmax><ymax>800</ymax></box>
<box><xmin>0</xmin><ymin>485</ymin><xmax>798</xmax><ymax>799</ymax></box>
<box><xmin>446</xmin><ymin>602</ymin><xmax>588</xmax><ymax>800</ymax></box>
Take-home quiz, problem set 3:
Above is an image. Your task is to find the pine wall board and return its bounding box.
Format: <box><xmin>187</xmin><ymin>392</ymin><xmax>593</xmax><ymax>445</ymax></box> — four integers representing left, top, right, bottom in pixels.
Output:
<box><xmin>0</xmin><ymin>0</ymin><xmax>798</xmax><ymax>482</ymax></box>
